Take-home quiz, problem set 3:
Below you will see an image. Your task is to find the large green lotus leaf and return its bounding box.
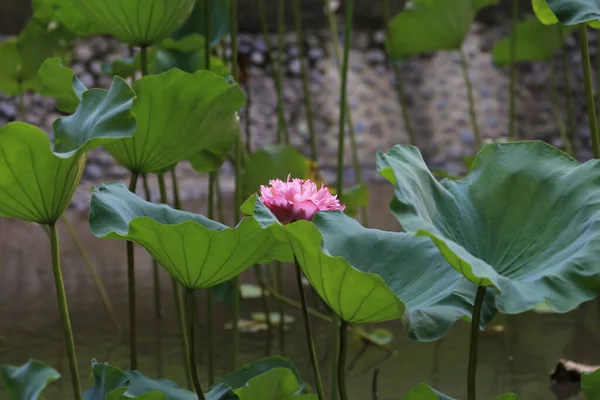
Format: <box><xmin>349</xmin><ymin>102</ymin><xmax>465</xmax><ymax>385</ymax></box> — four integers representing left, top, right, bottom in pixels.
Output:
<box><xmin>104</xmin><ymin>68</ymin><xmax>244</xmax><ymax>174</ymax></box>
<box><xmin>0</xmin><ymin>360</ymin><xmax>60</xmax><ymax>400</ymax></box>
<box><xmin>89</xmin><ymin>182</ymin><xmax>290</xmax><ymax>289</ymax></box>
<box><xmin>0</xmin><ymin>19</ymin><xmax>69</xmax><ymax>95</ymax></box>
<box><xmin>38</xmin><ymin>57</ymin><xmax>86</xmax><ymax>113</ymax></box>
<box><xmin>492</xmin><ymin>17</ymin><xmax>575</xmax><ymax>65</ymax></box>
<box><xmin>233</xmin><ymin>369</ymin><xmax>316</xmax><ymax>400</ymax></box>
<box><xmin>545</xmin><ymin>0</ymin><xmax>600</xmax><ymax>25</ymax></box>
<box><xmin>402</xmin><ymin>383</ymin><xmax>517</xmax><ymax>399</ymax></box>
<box><xmin>377</xmin><ymin>142</ymin><xmax>600</xmax><ymax>315</ymax></box>
<box><xmin>0</xmin><ymin>78</ymin><xmax>135</xmax><ymax>224</ymax></box>
<box><xmin>242</xmin><ymin>145</ymin><xmax>311</xmax><ymax>197</ymax></box>
<box><xmin>174</xmin><ymin>0</ymin><xmax>231</xmax><ymax>46</ymax></box>
<box><xmin>532</xmin><ymin>0</ymin><xmax>560</xmax><ymax>24</ymax></box>
<box><xmin>582</xmin><ymin>370</ymin><xmax>600</xmax><ymax>399</ymax></box>
<box><xmin>242</xmin><ymin>197</ymin><xmax>496</xmax><ymax>337</ymax></box>
<box><xmin>75</xmin><ymin>0</ymin><xmax>196</xmax><ymax>45</ymax></box>
<box><xmin>83</xmin><ymin>360</ymin><xmax>129</xmax><ymax>400</ymax></box>
<box><xmin>386</xmin><ymin>0</ymin><xmax>498</xmax><ymax>59</ymax></box>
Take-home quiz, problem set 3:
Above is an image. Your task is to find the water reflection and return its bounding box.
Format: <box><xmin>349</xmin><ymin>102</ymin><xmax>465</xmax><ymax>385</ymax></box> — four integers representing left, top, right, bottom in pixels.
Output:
<box><xmin>0</xmin><ymin>183</ymin><xmax>598</xmax><ymax>400</ymax></box>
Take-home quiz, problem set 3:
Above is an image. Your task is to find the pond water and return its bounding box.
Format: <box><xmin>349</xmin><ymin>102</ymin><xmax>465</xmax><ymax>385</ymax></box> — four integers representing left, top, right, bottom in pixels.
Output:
<box><xmin>0</xmin><ymin>183</ymin><xmax>597</xmax><ymax>400</ymax></box>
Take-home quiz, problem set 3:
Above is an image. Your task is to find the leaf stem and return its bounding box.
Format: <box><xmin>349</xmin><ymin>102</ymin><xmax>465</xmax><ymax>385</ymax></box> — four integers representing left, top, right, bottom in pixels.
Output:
<box><xmin>230</xmin><ymin>0</ymin><xmax>241</xmax><ymax>370</ymax></box>
<box><xmin>467</xmin><ymin>286</ymin><xmax>486</xmax><ymax>400</ymax></box>
<box><xmin>126</xmin><ymin>172</ymin><xmax>139</xmax><ymax>370</ymax></box>
<box><xmin>550</xmin><ymin>61</ymin><xmax>574</xmax><ymax>156</ymax></box>
<box><xmin>253</xmin><ymin>264</ymin><xmax>273</xmax><ymax>342</ymax></box>
<box><xmin>579</xmin><ymin>23</ymin><xmax>600</xmax><ymax>158</ymax></box>
<box><xmin>257</xmin><ymin>0</ymin><xmax>288</xmax><ymax>143</ymax></box>
<box><xmin>60</xmin><ymin>214</ymin><xmax>121</xmax><ymax>334</ymax></box>
<box><xmin>140</xmin><ymin>45</ymin><xmax>149</xmax><ymax>77</ymax></box>
<box><xmin>458</xmin><ymin>48</ymin><xmax>481</xmax><ymax>149</ymax></box>
<box><xmin>206</xmin><ymin>171</ymin><xmax>216</xmax><ymax>386</ymax></box>
<box><xmin>157</xmin><ymin>173</ymin><xmax>193</xmax><ymax>389</ymax></box>
<box><xmin>48</xmin><ymin>222</ymin><xmax>82</xmax><ymax>400</ymax></box>
<box><xmin>295</xmin><ymin>259</ymin><xmax>325</xmax><ymax>400</ymax></box>
<box><xmin>18</xmin><ymin>83</ymin><xmax>25</xmax><ymax>122</ymax></box>
<box><xmin>338</xmin><ymin>320</ymin><xmax>350</xmax><ymax>400</ymax></box>
<box><xmin>142</xmin><ymin>174</ymin><xmax>163</xmax><ymax>322</ymax></box>
<box><xmin>560</xmin><ymin>26</ymin><xmax>577</xmax><ymax>157</ymax></box>
<box><xmin>277</xmin><ymin>0</ymin><xmax>289</xmax><ymax>144</ymax></box>
<box><xmin>508</xmin><ymin>0</ymin><xmax>518</xmax><ymax>141</ymax></box>
<box><xmin>186</xmin><ymin>289</ymin><xmax>207</xmax><ymax>400</ymax></box>
<box><xmin>382</xmin><ymin>0</ymin><xmax>415</xmax><ymax>146</ymax></box>
<box><xmin>204</xmin><ymin>0</ymin><xmax>211</xmax><ymax>71</ymax></box>
<box><xmin>292</xmin><ymin>0</ymin><xmax>318</xmax><ymax>161</ymax></box>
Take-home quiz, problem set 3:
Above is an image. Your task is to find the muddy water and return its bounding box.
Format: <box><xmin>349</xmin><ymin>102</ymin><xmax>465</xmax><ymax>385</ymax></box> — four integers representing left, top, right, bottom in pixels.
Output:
<box><xmin>0</xmin><ymin>182</ymin><xmax>599</xmax><ymax>400</ymax></box>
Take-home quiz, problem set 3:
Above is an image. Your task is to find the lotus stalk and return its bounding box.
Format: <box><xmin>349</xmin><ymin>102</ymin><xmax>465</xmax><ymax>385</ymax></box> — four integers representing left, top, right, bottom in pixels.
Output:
<box><xmin>508</xmin><ymin>0</ymin><xmax>518</xmax><ymax>140</ymax></box>
<box><xmin>578</xmin><ymin>23</ymin><xmax>600</xmax><ymax>158</ymax></box>
<box><xmin>126</xmin><ymin>172</ymin><xmax>139</xmax><ymax>370</ymax></box>
<box><xmin>458</xmin><ymin>48</ymin><xmax>482</xmax><ymax>149</ymax></box>
<box><xmin>186</xmin><ymin>289</ymin><xmax>207</xmax><ymax>400</ymax></box>
<box><xmin>467</xmin><ymin>286</ymin><xmax>487</xmax><ymax>400</ymax></box>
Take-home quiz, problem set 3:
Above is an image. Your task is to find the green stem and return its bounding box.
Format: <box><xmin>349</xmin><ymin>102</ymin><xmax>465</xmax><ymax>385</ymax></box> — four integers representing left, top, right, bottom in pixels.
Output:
<box><xmin>126</xmin><ymin>172</ymin><xmax>139</xmax><ymax>370</ymax></box>
<box><xmin>295</xmin><ymin>260</ymin><xmax>325</xmax><ymax>400</ymax></box>
<box><xmin>186</xmin><ymin>289</ymin><xmax>207</xmax><ymax>400</ymax></box>
<box><xmin>508</xmin><ymin>0</ymin><xmax>518</xmax><ymax>141</ymax></box>
<box><xmin>140</xmin><ymin>45</ymin><xmax>149</xmax><ymax>77</ymax></box>
<box><xmin>142</xmin><ymin>174</ymin><xmax>163</xmax><ymax>320</ymax></box>
<box><xmin>18</xmin><ymin>85</ymin><xmax>25</xmax><ymax>122</ymax></box>
<box><xmin>274</xmin><ymin>262</ymin><xmax>286</xmax><ymax>356</ymax></box>
<box><xmin>579</xmin><ymin>23</ymin><xmax>600</xmax><ymax>158</ymax></box>
<box><xmin>171</xmin><ymin>169</ymin><xmax>182</xmax><ymax>210</ymax></box>
<box><xmin>467</xmin><ymin>286</ymin><xmax>487</xmax><ymax>400</ymax></box>
<box><xmin>49</xmin><ymin>222</ymin><xmax>82</xmax><ymax>400</ymax></box>
<box><xmin>560</xmin><ymin>26</ymin><xmax>577</xmax><ymax>157</ymax></box>
<box><xmin>550</xmin><ymin>61</ymin><xmax>574</xmax><ymax>156</ymax></box>
<box><xmin>292</xmin><ymin>0</ymin><xmax>318</xmax><ymax>161</ymax></box>
<box><xmin>206</xmin><ymin>171</ymin><xmax>216</xmax><ymax>386</ymax></box>
<box><xmin>382</xmin><ymin>0</ymin><xmax>416</xmax><ymax>146</ymax></box>
<box><xmin>458</xmin><ymin>48</ymin><xmax>481</xmax><ymax>149</ymax></box>
<box><xmin>338</xmin><ymin>320</ymin><xmax>349</xmax><ymax>400</ymax></box>
<box><xmin>230</xmin><ymin>0</ymin><xmax>241</xmax><ymax>370</ymax></box>
<box><xmin>336</xmin><ymin>0</ymin><xmax>352</xmax><ymax>201</ymax></box>
<box><xmin>204</xmin><ymin>0</ymin><xmax>211</xmax><ymax>71</ymax></box>
<box><xmin>597</xmin><ymin>29</ymin><xmax>600</xmax><ymax>128</ymax></box>
<box><xmin>61</xmin><ymin>214</ymin><xmax>121</xmax><ymax>334</ymax></box>
<box><xmin>254</xmin><ymin>264</ymin><xmax>273</xmax><ymax>340</ymax></box>
<box><xmin>158</xmin><ymin>174</ymin><xmax>193</xmax><ymax>389</ymax></box>
<box><xmin>257</xmin><ymin>0</ymin><xmax>288</xmax><ymax>143</ymax></box>
<box><xmin>277</xmin><ymin>0</ymin><xmax>288</xmax><ymax>144</ymax></box>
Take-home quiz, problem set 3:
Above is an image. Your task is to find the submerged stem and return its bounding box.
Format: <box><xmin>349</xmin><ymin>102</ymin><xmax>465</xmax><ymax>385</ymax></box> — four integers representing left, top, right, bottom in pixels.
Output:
<box><xmin>158</xmin><ymin>173</ymin><xmax>193</xmax><ymax>389</ymax></box>
<box><xmin>579</xmin><ymin>23</ymin><xmax>600</xmax><ymax>158</ymax></box>
<box><xmin>49</xmin><ymin>222</ymin><xmax>82</xmax><ymax>400</ymax></box>
<box><xmin>142</xmin><ymin>175</ymin><xmax>163</xmax><ymax>321</ymax></box>
<box><xmin>338</xmin><ymin>320</ymin><xmax>350</xmax><ymax>400</ymax></box>
<box><xmin>560</xmin><ymin>26</ymin><xmax>577</xmax><ymax>157</ymax></box>
<box><xmin>126</xmin><ymin>172</ymin><xmax>139</xmax><ymax>370</ymax></box>
<box><xmin>61</xmin><ymin>214</ymin><xmax>120</xmax><ymax>334</ymax></box>
<box><xmin>382</xmin><ymin>0</ymin><xmax>416</xmax><ymax>146</ymax></box>
<box><xmin>186</xmin><ymin>289</ymin><xmax>207</xmax><ymax>400</ymax></box>
<box><xmin>292</xmin><ymin>0</ymin><xmax>318</xmax><ymax>161</ymax></box>
<box><xmin>458</xmin><ymin>48</ymin><xmax>481</xmax><ymax>149</ymax></box>
<box><xmin>467</xmin><ymin>286</ymin><xmax>487</xmax><ymax>400</ymax></box>
<box><xmin>295</xmin><ymin>260</ymin><xmax>326</xmax><ymax>400</ymax></box>
<box><xmin>508</xmin><ymin>0</ymin><xmax>518</xmax><ymax>140</ymax></box>
<box><xmin>206</xmin><ymin>171</ymin><xmax>216</xmax><ymax>386</ymax></box>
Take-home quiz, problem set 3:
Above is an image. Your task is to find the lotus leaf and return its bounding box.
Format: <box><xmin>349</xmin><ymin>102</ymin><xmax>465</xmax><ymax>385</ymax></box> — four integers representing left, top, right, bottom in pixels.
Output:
<box><xmin>233</xmin><ymin>368</ymin><xmax>316</xmax><ymax>400</ymax></box>
<box><xmin>38</xmin><ymin>57</ymin><xmax>86</xmax><ymax>113</ymax></box>
<box><xmin>0</xmin><ymin>77</ymin><xmax>135</xmax><ymax>224</ymax></box>
<box><xmin>89</xmin><ymin>182</ymin><xmax>292</xmax><ymax>290</ymax></box>
<box><xmin>492</xmin><ymin>17</ymin><xmax>574</xmax><ymax>65</ymax></box>
<box><xmin>545</xmin><ymin>0</ymin><xmax>600</xmax><ymax>25</ymax></box>
<box><xmin>104</xmin><ymin>68</ymin><xmax>244</xmax><ymax>174</ymax></box>
<box><xmin>242</xmin><ymin>197</ymin><xmax>496</xmax><ymax>339</ymax></box>
<box><xmin>377</xmin><ymin>142</ymin><xmax>600</xmax><ymax>315</ymax></box>
<box><xmin>386</xmin><ymin>0</ymin><xmax>498</xmax><ymax>59</ymax></box>
<box><xmin>0</xmin><ymin>360</ymin><xmax>60</xmax><ymax>400</ymax></box>
<box><xmin>75</xmin><ymin>0</ymin><xmax>196</xmax><ymax>45</ymax></box>
<box><xmin>174</xmin><ymin>0</ymin><xmax>231</xmax><ymax>46</ymax></box>
<box><xmin>582</xmin><ymin>369</ymin><xmax>600</xmax><ymax>399</ymax></box>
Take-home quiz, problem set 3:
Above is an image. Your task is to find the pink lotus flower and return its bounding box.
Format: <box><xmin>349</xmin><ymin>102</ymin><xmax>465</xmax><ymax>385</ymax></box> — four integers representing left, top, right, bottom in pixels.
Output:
<box><xmin>259</xmin><ymin>175</ymin><xmax>346</xmax><ymax>224</ymax></box>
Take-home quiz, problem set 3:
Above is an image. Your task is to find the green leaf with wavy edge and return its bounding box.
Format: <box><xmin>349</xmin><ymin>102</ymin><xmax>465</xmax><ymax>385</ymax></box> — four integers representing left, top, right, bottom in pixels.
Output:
<box><xmin>242</xmin><ymin>197</ymin><xmax>496</xmax><ymax>337</ymax></box>
<box><xmin>242</xmin><ymin>145</ymin><xmax>311</xmax><ymax>197</ymax></box>
<box><xmin>0</xmin><ymin>77</ymin><xmax>135</xmax><ymax>224</ymax></box>
<box><xmin>0</xmin><ymin>360</ymin><xmax>60</xmax><ymax>400</ymax></box>
<box><xmin>377</xmin><ymin>142</ymin><xmax>600</xmax><ymax>315</ymax></box>
<box><xmin>582</xmin><ymin>369</ymin><xmax>600</xmax><ymax>399</ymax></box>
<box><xmin>0</xmin><ymin>19</ymin><xmax>69</xmax><ymax>96</ymax></box>
<box><xmin>89</xmin><ymin>181</ymin><xmax>291</xmax><ymax>290</ymax></box>
<box><xmin>402</xmin><ymin>383</ymin><xmax>517</xmax><ymax>399</ymax></box>
<box><xmin>104</xmin><ymin>68</ymin><xmax>244</xmax><ymax>175</ymax></box>
<box><xmin>492</xmin><ymin>17</ymin><xmax>575</xmax><ymax>65</ymax></box>
<box><xmin>83</xmin><ymin>360</ymin><xmax>129</xmax><ymax>400</ymax></box>
<box><xmin>75</xmin><ymin>0</ymin><xmax>196</xmax><ymax>45</ymax></box>
<box><xmin>544</xmin><ymin>0</ymin><xmax>600</xmax><ymax>25</ymax></box>
<box><xmin>38</xmin><ymin>57</ymin><xmax>86</xmax><ymax>113</ymax></box>
<box><xmin>386</xmin><ymin>0</ymin><xmax>498</xmax><ymax>60</ymax></box>
<box><xmin>174</xmin><ymin>0</ymin><xmax>231</xmax><ymax>46</ymax></box>
<box><xmin>233</xmin><ymin>369</ymin><xmax>316</xmax><ymax>400</ymax></box>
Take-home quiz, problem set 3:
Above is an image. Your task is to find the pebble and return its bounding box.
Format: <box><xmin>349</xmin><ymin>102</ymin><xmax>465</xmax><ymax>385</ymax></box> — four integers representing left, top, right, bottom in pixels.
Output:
<box><xmin>76</xmin><ymin>43</ymin><xmax>94</xmax><ymax>63</ymax></box>
<box><xmin>0</xmin><ymin>102</ymin><xmax>18</xmax><ymax>119</ymax></box>
<box><xmin>287</xmin><ymin>59</ymin><xmax>301</xmax><ymax>75</ymax></box>
<box><xmin>251</xmin><ymin>51</ymin><xmax>266</xmax><ymax>66</ymax></box>
<box><xmin>79</xmin><ymin>72</ymin><xmax>96</xmax><ymax>89</ymax></box>
<box><xmin>308</xmin><ymin>47</ymin><xmax>324</xmax><ymax>62</ymax></box>
<box><xmin>458</xmin><ymin>130</ymin><xmax>476</xmax><ymax>145</ymax></box>
<box><xmin>84</xmin><ymin>164</ymin><xmax>104</xmax><ymax>180</ymax></box>
<box><xmin>366</xmin><ymin>49</ymin><xmax>386</xmax><ymax>65</ymax></box>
